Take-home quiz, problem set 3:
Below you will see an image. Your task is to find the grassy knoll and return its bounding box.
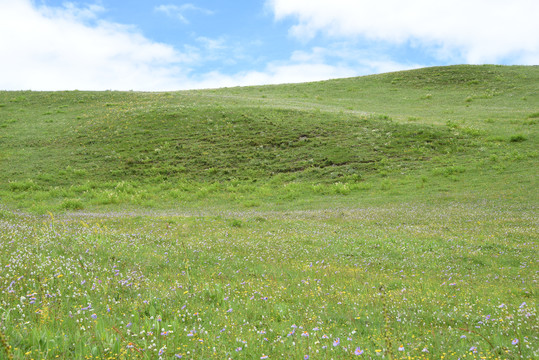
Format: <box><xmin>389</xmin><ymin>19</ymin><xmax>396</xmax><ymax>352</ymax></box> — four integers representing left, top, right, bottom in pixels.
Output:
<box><xmin>0</xmin><ymin>65</ymin><xmax>537</xmax><ymax>211</ymax></box>
<box><xmin>0</xmin><ymin>65</ymin><xmax>537</xmax><ymax>359</ymax></box>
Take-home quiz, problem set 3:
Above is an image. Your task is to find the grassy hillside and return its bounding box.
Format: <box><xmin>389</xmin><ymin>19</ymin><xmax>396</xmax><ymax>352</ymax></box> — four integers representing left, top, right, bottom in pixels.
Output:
<box><xmin>0</xmin><ymin>65</ymin><xmax>537</xmax><ymax>211</ymax></box>
<box><xmin>0</xmin><ymin>65</ymin><xmax>537</xmax><ymax>359</ymax></box>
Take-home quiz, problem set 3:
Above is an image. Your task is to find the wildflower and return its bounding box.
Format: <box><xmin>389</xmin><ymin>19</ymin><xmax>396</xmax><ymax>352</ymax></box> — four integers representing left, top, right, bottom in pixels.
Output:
<box><xmin>158</xmin><ymin>347</ymin><xmax>165</xmax><ymax>356</ymax></box>
<box><xmin>512</xmin><ymin>338</ymin><xmax>519</xmax><ymax>345</ymax></box>
<box><xmin>301</xmin><ymin>331</ymin><xmax>309</xmax><ymax>337</ymax></box>
<box><xmin>469</xmin><ymin>346</ymin><xmax>477</xmax><ymax>353</ymax></box>
<box><xmin>235</xmin><ymin>347</ymin><xmax>242</xmax><ymax>352</ymax></box>
<box><xmin>398</xmin><ymin>345</ymin><xmax>404</xmax><ymax>351</ymax></box>
<box><xmin>91</xmin><ymin>313</ymin><xmax>97</xmax><ymax>319</ymax></box>
<box><xmin>261</xmin><ymin>355</ymin><xmax>269</xmax><ymax>359</ymax></box>
<box><xmin>227</xmin><ymin>308</ymin><xmax>233</xmax><ymax>313</ymax></box>
<box><xmin>460</xmin><ymin>335</ymin><xmax>466</xmax><ymax>339</ymax></box>
<box><xmin>304</xmin><ymin>356</ymin><xmax>309</xmax><ymax>360</ymax></box>
<box><xmin>333</xmin><ymin>338</ymin><xmax>340</xmax><ymax>347</ymax></box>
<box><xmin>422</xmin><ymin>348</ymin><xmax>429</xmax><ymax>353</ymax></box>
<box><xmin>354</xmin><ymin>347</ymin><xmax>364</xmax><ymax>355</ymax></box>
<box><xmin>498</xmin><ymin>303</ymin><xmax>506</xmax><ymax>308</ymax></box>
<box><xmin>175</xmin><ymin>355</ymin><xmax>183</xmax><ymax>359</ymax></box>
<box><xmin>126</xmin><ymin>322</ymin><xmax>132</xmax><ymax>328</ymax></box>
<box><xmin>519</xmin><ymin>302</ymin><xmax>527</xmax><ymax>308</ymax></box>
<box><xmin>322</xmin><ymin>334</ymin><xmax>329</xmax><ymax>339</ymax></box>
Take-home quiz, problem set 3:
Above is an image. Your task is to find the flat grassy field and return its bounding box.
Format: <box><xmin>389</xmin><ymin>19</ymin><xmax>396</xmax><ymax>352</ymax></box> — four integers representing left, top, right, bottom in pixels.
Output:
<box><xmin>0</xmin><ymin>65</ymin><xmax>537</xmax><ymax>359</ymax></box>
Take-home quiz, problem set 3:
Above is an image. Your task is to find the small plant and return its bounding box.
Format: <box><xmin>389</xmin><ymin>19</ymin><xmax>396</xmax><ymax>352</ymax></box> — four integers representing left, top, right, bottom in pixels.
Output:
<box><xmin>230</xmin><ymin>219</ymin><xmax>243</xmax><ymax>227</ymax></box>
<box><xmin>509</xmin><ymin>134</ymin><xmax>526</xmax><ymax>143</ymax></box>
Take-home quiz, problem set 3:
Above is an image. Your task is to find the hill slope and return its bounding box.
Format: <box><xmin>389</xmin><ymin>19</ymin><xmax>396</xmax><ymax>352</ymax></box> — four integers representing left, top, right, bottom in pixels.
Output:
<box><xmin>0</xmin><ymin>65</ymin><xmax>537</xmax><ymax>211</ymax></box>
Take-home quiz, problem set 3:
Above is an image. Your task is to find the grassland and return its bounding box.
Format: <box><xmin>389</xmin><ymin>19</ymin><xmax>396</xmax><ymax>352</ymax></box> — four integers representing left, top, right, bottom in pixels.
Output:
<box><xmin>0</xmin><ymin>65</ymin><xmax>537</xmax><ymax>359</ymax></box>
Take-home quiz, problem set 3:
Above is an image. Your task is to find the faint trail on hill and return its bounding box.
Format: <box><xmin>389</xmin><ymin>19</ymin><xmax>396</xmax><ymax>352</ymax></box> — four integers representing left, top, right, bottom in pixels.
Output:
<box><xmin>193</xmin><ymin>93</ymin><xmax>371</xmax><ymax>116</ymax></box>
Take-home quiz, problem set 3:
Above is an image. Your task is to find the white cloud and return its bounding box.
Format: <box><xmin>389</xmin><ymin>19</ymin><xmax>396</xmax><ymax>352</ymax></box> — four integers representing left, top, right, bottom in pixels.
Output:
<box><xmin>289</xmin><ymin>46</ymin><xmax>422</xmax><ymax>76</ymax></box>
<box><xmin>188</xmin><ymin>62</ymin><xmax>357</xmax><ymax>89</ymax></box>
<box><xmin>184</xmin><ymin>46</ymin><xmax>420</xmax><ymax>89</ymax></box>
<box><xmin>0</xmin><ymin>0</ymin><xmax>200</xmax><ymax>90</ymax></box>
<box><xmin>268</xmin><ymin>0</ymin><xmax>539</xmax><ymax>64</ymax></box>
<box><xmin>155</xmin><ymin>4</ymin><xmax>214</xmax><ymax>24</ymax></box>
<box><xmin>0</xmin><ymin>0</ymin><xmax>425</xmax><ymax>91</ymax></box>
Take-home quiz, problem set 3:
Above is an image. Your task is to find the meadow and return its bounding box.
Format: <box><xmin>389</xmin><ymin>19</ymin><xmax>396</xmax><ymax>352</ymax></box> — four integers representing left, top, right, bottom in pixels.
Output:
<box><xmin>0</xmin><ymin>65</ymin><xmax>537</xmax><ymax>359</ymax></box>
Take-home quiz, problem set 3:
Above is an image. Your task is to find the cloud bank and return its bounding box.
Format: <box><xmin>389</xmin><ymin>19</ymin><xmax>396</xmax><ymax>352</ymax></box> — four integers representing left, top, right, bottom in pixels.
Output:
<box><xmin>269</xmin><ymin>0</ymin><xmax>539</xmax><ymax>64</ymax></box>
<box><xmin>0</xmin><ymin>0</ymin><xmax>361</xmax><ymax>90</ymax></box>
<box><xmin>0</xmin><ymin>0</ymin><xmax>196</xmax><ymax>90</ymax></box>
<box><xmin>3</xmin><ymin>0</ymin><xmax>534</xmax><ymax>91</ymax></box>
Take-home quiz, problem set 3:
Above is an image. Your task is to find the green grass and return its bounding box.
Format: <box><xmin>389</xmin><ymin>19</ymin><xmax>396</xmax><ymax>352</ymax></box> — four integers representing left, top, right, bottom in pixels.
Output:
<box><xmin>0</xmin><ymin>65</ymin><xmax>537</xmax><ymax>211</ymax></box>
<box><xmin>0</xmin><ymin>65</ymin><xmax>537</xmax><ymax>359</ymax></box>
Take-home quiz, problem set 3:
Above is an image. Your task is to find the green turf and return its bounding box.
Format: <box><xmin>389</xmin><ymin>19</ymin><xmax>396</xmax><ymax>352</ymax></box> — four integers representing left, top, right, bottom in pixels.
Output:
<box><xmin>0</xmin><ymin>65</ymin><xmax>537</xmax><ymax>359</ymax></box>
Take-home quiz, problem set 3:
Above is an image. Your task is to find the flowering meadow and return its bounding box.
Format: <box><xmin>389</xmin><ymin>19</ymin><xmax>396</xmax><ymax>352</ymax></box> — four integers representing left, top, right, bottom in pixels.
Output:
<box><xmin>0</xmin><ymin>200</ymin><xmax>536</xmax><ymax>359</ymax></box>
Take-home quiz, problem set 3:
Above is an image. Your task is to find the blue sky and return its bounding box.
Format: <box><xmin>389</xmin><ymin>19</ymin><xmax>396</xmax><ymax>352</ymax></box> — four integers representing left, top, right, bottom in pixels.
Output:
<box><xmin>1</xmin><ymin>0</ymin><xmax>538</xmax><ymax>90</ymax></box>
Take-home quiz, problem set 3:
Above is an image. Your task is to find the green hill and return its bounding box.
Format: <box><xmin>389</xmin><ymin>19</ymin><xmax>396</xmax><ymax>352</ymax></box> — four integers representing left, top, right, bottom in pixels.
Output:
<box><xmin>0</xmin><ymin>65</ymin><xmax>537</xmax><ymax>359</ymax></box>
<box><xmin>0</xmin><ymin>65</ymin><xmax>537</xmax><ymax>211</ymax></box>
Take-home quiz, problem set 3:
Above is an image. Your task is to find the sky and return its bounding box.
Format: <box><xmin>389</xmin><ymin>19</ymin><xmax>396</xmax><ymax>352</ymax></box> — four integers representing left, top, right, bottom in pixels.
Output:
<box><xmin>1</xmin><ymin>0</ymin><xmax>538</xmax><ymax>91</ymax></box>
